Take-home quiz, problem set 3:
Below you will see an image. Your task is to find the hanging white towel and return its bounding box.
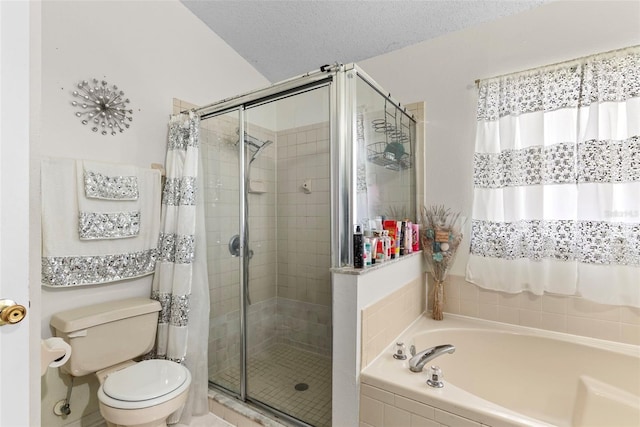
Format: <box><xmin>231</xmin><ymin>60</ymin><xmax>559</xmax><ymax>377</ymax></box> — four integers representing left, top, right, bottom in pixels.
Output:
<box><xmin>41</xmin><ymin>157</ymin><xmax>162</xmax><ymax>287</ymax></box>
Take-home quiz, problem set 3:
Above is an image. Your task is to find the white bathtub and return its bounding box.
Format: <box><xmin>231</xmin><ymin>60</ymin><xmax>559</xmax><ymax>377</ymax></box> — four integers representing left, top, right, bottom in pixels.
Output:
<box><xmin>360</xmin><ymin>315</ymin><xmax>640</xmax><ymax>427</ymax></box>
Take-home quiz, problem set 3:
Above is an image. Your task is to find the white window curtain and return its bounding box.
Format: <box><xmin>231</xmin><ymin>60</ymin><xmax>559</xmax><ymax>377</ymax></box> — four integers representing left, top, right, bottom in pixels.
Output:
<box><xmin>152</xmin><ymin>111</ymin><xmax>210</xmax><ymax>422</ymax></box>
<box><xmin>467</xmin><ymin>46</ymin><xmax>640</xmax><ymax>308</ymax></box>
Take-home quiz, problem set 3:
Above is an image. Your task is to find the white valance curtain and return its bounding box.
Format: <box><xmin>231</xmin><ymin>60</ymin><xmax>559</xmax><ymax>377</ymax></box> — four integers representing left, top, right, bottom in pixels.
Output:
<box><xmin>467</xmin><ymin>46</ymin><xmax>640</xmax><ymax>307</ymax></box>
<box><xmin>152</xmin><ymin>111</ymin><xmax>210</xmax><ymax>422</ymax></box>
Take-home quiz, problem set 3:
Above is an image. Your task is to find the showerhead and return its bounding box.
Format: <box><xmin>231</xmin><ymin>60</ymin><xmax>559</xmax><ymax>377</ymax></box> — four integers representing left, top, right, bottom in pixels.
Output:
<box><xmin>236</xmin><ymin>129</ymin><xmax>274</xmax><ymax>164</ymax></box>
<box><xmin>249</xmin><ymin>138</ymin><xmax>273</xmax><ymax>164</ymax></box>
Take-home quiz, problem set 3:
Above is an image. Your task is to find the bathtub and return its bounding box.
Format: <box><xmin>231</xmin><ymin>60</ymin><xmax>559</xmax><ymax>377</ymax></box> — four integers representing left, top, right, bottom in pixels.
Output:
<box><xmin>360</xmin><ymin>315</ymin><xmax>640</xmax><ymax>427</ymax></box>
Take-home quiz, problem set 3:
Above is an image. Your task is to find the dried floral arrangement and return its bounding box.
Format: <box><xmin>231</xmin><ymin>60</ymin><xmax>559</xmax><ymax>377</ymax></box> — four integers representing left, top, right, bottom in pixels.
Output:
<box><xmin>420</xmin><ymin>205</ymin><xmax>464</xmax><ymax>320</ymax></box>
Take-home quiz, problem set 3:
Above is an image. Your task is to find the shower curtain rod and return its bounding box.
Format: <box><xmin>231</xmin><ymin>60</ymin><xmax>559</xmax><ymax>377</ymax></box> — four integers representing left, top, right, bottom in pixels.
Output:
<box><xmin>473</xmin><ymin>45</ymin><xmax>638</xmax><ymax>88</ymax></box>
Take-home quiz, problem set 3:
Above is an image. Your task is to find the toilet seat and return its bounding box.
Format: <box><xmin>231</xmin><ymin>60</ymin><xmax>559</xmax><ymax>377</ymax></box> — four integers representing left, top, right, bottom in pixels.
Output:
<box><xmin>98</xmin><ymin>360</ymin><xmax>191</xmax><ymax>410</ymax></box>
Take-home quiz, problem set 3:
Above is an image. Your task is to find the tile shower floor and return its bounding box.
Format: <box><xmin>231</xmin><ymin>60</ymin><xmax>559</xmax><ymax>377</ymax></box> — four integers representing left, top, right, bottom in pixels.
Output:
<box><xmin>213</xmin><ymin>345</ymin><xmax>332</xmax><ymax>427</ymax></box>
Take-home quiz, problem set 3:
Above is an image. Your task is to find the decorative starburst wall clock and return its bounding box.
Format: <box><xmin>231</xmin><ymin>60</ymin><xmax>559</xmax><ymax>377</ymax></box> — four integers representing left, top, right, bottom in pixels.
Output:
<box><xmin>71</xmin><ymin>79</ymin><xmax>133</xmax><ymax>135</ymax></box>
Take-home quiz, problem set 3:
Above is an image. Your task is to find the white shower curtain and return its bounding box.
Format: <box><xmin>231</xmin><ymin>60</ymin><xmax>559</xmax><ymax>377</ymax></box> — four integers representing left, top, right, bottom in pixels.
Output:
<box><xmin>152</xmin><ymin>111</ymin><xmax>210</xmax><ymax>423</ymax></box>
<box><xmin>467</xmin><ymin>46</ymin><xmax>640</xmax><ymax>307</ymax></box>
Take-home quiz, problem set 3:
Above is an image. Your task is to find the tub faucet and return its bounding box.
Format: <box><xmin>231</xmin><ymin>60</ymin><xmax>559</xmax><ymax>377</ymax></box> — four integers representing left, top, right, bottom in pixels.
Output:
<box><xmin>408</xmin><ymin>344</ymin><xmax>455</xmax><ymax>372</ymax></box>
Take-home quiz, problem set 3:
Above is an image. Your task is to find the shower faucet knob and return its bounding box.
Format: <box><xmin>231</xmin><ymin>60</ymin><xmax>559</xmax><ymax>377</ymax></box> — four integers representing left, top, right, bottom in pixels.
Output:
<box><xmin>228</xmin><ymin>235</ymin><xmax>241</xmax><ymax>257</ymax></box>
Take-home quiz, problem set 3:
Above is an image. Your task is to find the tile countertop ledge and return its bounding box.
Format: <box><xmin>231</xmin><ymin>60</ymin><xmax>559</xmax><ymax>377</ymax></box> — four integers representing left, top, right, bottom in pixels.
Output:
<box><xmin>331</xmin><ymin>251</ymin><xmax>423</xmax><ymax>275</ymax></box>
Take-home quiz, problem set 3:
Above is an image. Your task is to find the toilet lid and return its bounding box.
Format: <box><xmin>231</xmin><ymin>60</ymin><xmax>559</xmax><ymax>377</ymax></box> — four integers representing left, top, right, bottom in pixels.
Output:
<box><xmin>102</xmin><ymin>360</ymin><xmax>188</xmax><ymax>402</ymax></box>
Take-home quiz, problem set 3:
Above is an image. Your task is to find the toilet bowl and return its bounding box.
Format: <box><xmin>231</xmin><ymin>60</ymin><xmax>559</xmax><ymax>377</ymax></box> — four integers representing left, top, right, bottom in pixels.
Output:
<box><xmin>50</xmin><ymin>298</ymin><xmax>192</xmax><ymax>427</ymax></box>
<box><xmin>97</xmin><ymin>359</ymin><xmax>191</xmax><ymax>427</ymax></box>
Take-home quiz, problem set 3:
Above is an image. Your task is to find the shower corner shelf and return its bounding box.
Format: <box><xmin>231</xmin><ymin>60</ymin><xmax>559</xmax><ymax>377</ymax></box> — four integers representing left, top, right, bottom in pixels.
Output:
<box><xmin>367</xmin><ymin>142</ymin><xmax>412</xmax><ymax>171</ymax></box>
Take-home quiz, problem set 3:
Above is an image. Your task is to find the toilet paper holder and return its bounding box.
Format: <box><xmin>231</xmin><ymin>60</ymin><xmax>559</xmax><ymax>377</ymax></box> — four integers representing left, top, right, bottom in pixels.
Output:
<box><xmin>41</xmin><ymin>337</ymin><xmax>74</xmax><ymax>416</ymax></box>
<box><xmin>41</xmin><ymin>337</ymin><xmax>72</xmax><ymax>376</ymax></box>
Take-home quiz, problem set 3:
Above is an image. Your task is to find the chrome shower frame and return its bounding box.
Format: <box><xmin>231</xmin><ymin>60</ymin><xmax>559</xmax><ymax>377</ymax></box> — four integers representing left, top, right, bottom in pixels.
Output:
<box><xmin>191</xmin><ymin>63</ymin><xmax>415</xmax><ymax>424</ymax></box>
<box><xmin>194</xmin><ymin>63</ymin><xmax>413</xmax><ymax>267</ymax></box>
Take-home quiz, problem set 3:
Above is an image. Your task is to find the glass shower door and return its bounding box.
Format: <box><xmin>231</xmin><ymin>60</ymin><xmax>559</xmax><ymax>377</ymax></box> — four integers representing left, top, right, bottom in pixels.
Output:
<box><xmin>202</xmin><ymin>82</ymin><xmax>333</xmax><ymax>426</ymax></box>
<box><xmin>243</xmin><ymin>86</ymin><xmax>332</xmax><ymax>427</ymax></box>
<box><xmin>203</xmin><ymin>108</ymin><xmax>243</xmax><ymax>396</ymax></box>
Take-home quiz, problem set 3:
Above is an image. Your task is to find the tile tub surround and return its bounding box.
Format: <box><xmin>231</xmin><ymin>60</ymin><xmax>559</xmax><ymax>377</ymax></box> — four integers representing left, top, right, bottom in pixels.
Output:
<box><xmin>361</xmin><ymin>383</ymin><xmax>497</xmax><ymax>427</ymax></box>
<box><xmin>333</xmin><ymin>253</ymin><xmax>426</xmax><ymax>427</ymax></box>
<box><xmin>435</xmin><ymin>275</ymin><xmax>640</xmax><ymax>345</ymax></box>
<box><xmin>361</xmin><ymin>276</ymin><xmax>424</xmax><ymax>369</ymax></box>
<box><xmin>360</xmin><ymin>314</ymin><xmax>640</xmax><ymax>427</ymax></box>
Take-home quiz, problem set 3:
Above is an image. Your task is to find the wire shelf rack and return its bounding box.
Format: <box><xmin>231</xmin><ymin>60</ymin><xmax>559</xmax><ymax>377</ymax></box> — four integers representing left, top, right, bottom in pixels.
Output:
<box><xmin>366</xmin><ymin>99</ymin><xmax>413</xmax><ymax>171</ymax></box>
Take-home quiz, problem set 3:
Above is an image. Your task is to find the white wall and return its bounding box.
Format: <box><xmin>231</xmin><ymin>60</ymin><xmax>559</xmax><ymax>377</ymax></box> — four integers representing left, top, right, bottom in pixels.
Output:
<box><xmin>35</xmin><ymin>1</ymin><xmax>268</xmax><ymax>425</ymax></box>
<box><xmin>360</xmin><ymin>0</ymin><xmax>640</xmax><ymax>276</ymax></box>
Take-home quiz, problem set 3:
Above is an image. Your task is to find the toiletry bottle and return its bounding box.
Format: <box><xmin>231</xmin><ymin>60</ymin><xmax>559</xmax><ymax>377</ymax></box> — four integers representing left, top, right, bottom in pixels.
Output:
<box><xmin>412</xmin><ymin>223</ymin><xmax>420</xmax><ymax>252</ymax></box>
<box><xmin>383</xmin><ymin>220</ymin><xmax>397</xmax><ymax>259</ymax></box>
<box><xmin>370</xmin><ymin>236</ymin><xmax>378</xmax><ymax>264</ymax></box>
<box><xmin>406</xmin><ymin>220</ymin><xmax>413</xmax><ymax>254</ymax></box>
<box><xmin>376</xmin><ymin>232</ymin><xmax>385</xmax><ymax>263</ymax></box>
<box><xmin>383</xmin><ymin>230</ymin><xmax>391</xmax><ymax>261</ymax></box>
<box><xmin>353</xmin><ymin>225</ymin><xmax>364</xmax><ymax>268</ymax></box>
<box><xmin>364</xmin><ymin>237</ymin><xmax>372</xmax><ymax>267</ymax></box>
<box><xmin>374</xmin><ymin>216</ymin><xmax>383</xmax><ymax>232</ymax></box>
<box><xmin>363</xmin><ymin>219</ymin><xmax>371</xmax><ymax>237</ymax></box>
<box><xmin>399</xmin><ymin>221</ymin><xmax>406</xmax><ymax>256</ymax></box>
<box><xmin>395</xmin><ymin>221</ymin><xmax>402</xmax><ymax>257</ymax></box>
<box><xmin>389</xmin><ymin>235</ymin><xmax>396</xmax><ymax>259</ymax></box>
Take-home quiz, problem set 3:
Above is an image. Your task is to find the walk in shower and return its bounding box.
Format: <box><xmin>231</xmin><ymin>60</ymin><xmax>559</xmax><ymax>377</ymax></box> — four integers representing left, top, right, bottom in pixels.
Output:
<box><xmin>195</xmin><ymin>64</ymin><xmax>416</xmax><ymax>426</ymax></box>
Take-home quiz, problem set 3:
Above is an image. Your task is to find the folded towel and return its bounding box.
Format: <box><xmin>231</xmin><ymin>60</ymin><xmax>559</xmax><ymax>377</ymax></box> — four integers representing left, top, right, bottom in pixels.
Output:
<box><xmin>81</xmin><ymin>160</ymin><xmax>139</xmax><ymax>200</ymax></box>
<box><xmin>76</xmin><ymin>160</ymin><xmax>142</xmax><ymax>240</ymax></box>
<box><xmin>41</xmin><ymin>157</ymin><xmax>162</xmax><ymax>287</ymax></box>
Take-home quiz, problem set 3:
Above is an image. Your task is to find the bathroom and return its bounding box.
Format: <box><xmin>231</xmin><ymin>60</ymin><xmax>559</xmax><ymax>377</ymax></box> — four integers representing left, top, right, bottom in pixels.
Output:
<box><xmin>2</xmin><ymin>1</ymin><xmax>639</xmax><ymax>426</ymax></box>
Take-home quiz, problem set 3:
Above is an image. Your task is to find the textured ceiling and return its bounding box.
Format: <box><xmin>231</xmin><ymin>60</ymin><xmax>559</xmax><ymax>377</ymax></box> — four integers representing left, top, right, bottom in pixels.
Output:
<box><xmin>181</xmin><ymin>0</ymin><xmax>549</xmax><ymax>83</ymax></box>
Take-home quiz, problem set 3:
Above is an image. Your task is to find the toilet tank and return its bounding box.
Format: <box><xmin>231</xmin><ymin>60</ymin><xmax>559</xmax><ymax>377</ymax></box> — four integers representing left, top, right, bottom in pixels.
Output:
<box><xmin>50</xmin><ymin>298</ymin><xmax>161</xmax><ymax>377</ymax></box>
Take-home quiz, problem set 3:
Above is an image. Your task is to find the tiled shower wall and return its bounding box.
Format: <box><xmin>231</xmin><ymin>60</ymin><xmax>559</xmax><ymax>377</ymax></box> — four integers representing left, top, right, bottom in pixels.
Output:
<box><xmin>275</xmin><ymin>122</ymin><xmax>332</xmax><ymax>356</ymax></box>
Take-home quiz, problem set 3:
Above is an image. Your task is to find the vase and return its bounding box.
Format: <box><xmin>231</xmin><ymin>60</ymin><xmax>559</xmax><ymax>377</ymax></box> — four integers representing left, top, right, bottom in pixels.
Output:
<box><xmin>432</xmin><ymin>279</ymin><xmax>444</xmax><ymax>321</ymax></box>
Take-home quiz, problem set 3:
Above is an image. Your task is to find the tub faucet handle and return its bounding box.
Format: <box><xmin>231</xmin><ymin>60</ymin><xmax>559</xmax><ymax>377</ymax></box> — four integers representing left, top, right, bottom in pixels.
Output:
<box><xmin>426</xmin><ymin>365</ymin><xmax>444</xmax><ymax>388</ymax></box>
<box><xmin>393</xmin><ymin>342</ymin><xmax>408</xmax><ymax>360</ymax></box>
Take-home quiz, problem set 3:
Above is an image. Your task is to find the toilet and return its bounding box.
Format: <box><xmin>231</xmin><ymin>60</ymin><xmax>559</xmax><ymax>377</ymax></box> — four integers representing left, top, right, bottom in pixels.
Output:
<box><xmin>50</xmin><ymin>298</ymin><xmax>191</xmax><ymax>427</ymax></box>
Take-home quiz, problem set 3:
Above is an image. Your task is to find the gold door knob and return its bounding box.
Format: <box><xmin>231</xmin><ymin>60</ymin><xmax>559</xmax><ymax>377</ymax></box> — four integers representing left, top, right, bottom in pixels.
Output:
<box><xmin>0</xmin><ymin>299</ymin><xmax>27</xmax><ymax>326</ymax></box>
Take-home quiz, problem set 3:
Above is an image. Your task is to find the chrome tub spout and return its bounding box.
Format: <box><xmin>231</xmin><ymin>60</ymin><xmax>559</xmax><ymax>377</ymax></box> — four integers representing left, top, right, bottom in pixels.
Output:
<box><xmin>408</xmin><ymin>344</ymin><xmax>455</xmax><ymax>372</ymax></box>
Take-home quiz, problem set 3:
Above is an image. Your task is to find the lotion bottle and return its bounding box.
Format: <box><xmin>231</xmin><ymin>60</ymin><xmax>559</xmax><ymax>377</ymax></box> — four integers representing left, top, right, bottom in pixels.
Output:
<box><xmin>364</xmin><ymin>237</ymin><xmax>372</xmax><ymax>267</ymax></box>
<box><xmin>383</xmin><ymin>230</ymin><xmax>392</xmax><ymax>261</ymax></box>
<box><xmin>412</xmin><ymin>223</ymin><xmax>420</xmax><ymax>252</ymax></box>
